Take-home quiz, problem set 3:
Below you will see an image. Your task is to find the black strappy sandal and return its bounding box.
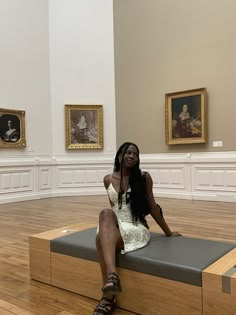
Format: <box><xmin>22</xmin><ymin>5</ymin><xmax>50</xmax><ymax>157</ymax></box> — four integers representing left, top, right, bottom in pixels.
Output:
<box><xmin>102</xmin><ymin>272</ymin><xmax>122</xmax><ymax>295</ymax></box>
<box><xmin>93</xmin><ymin>295</ymin><xmax>116</xmax><ymax>315</ymax></box>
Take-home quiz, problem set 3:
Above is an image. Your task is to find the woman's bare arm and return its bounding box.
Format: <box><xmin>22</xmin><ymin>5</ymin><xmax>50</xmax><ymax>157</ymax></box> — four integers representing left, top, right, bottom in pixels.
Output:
<box><xmin>145</xmin><ymin>172</ymin><xmax>181</xmax><ymax>237</ymax></box>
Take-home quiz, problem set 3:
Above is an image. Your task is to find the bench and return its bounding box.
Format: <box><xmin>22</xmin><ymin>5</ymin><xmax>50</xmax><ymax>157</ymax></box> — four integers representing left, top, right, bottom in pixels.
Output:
<box><xmin>29</xmin><ymin>223</ymin><xmax>236</xmax><ymax>315</ymax></box>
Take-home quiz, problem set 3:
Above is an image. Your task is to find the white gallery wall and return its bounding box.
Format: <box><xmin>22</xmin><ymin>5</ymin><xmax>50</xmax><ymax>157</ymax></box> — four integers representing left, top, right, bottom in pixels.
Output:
<box><xmin>0</xmin><ymin>0</ymin><xmax>235</xmax><ymax>204</ymax></box>
<box><xmin>47</xmin><ymin>0</ymin><xmax>117</xmax><ymax>201</ymax></box>
<box><xmin>0</xmin><ymin>0</ymin><xmax>52</xmax><ymax>157</ymax></box>
<box><xmin>0</xmin><ymin>0</ymin><xmax>116</xmax><ymax>203</ymax></box>
<box><xmin>49</xmin><ymin>0</ymin><xmax>117</xmax><ymax>157</ymax></box>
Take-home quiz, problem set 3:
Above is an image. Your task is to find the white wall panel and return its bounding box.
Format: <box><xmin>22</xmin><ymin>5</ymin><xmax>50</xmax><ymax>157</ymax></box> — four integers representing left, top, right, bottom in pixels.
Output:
<box><xmin>171</xmin><ymin>170</ymin><xmax>184</xmax><ymax>185</ymax></box>
<box><xmin>21</xmin><ymin>172</ymin><xmax>32</xmax><ymax>188</ymax></box>
<box><xmin>225</xmin><ymin>170</ymin><xmax>236</xmax><ymax>188</ymax></box>
<box><xmin>195</xmin><ymin>170</ymin><xmax>211</xmax><ymax>187</ymax></box>
<box><xmin>0</xmin><ymin>169</ymin><xmax>33</xmax><ymax>193</ymax></box>
<box><xmin>74</xmin><ymin>171</ymin><xmax>86</xmax><ymax>184</ymax></box>
<box><xmin>39</xmin><ymin>168</ymin><xmax>51</xmax><ymax>190</ymax></box>
<box><xmin>0</xmin><ymin>152</ymin><xmax>236</xmax><ymax>204</ymax></box>
<box><xmin>1</xmin><ymin>174</ymin><xmax>11</xmax><ymax>190</ymax></box>
<box><xmin>59</xmin><ymin>170</ymin><xmax>74</xmax><ymax>186</ymax></box>
<box><xmin>211</xmin><ymin>171</ymin><xmax>225</xmax><ymax>187</ymax></box>
<box><xmin>193</xmin><ymin>166</ymin><xmax>236</xmax><ymax>192</ymax></box>
<box><xmin>158</xmin><ymin>170</ymin><xmax>170</xmax><ymax>185</ymax></box>
<box><xmin>12</xmin><ymin>174</ymin><xmax>21</xmax><ymax>189</ymax></box>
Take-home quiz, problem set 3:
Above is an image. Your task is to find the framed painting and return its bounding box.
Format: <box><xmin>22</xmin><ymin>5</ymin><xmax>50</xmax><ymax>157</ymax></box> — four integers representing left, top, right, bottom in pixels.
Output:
<box><xmin>0</xmin><ymin>108</ymin><xmax>26</xmax><ymax>148</ymax></box>
<box><xmin>165</xmin><ymin>88</ymin><xmax>207</xmax><ymax>145</ymax></box>
<box><xmin>65</xmin><ymin>104</ymin><xmax>103</xmax><ymax>150</ymax></box>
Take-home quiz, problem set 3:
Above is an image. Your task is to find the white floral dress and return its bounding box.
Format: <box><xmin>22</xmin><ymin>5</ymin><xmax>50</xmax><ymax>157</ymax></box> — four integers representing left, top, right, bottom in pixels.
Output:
<box><xmin>107</xmin><ymin>183</ymin><xmax>150</xmax><ymax>254</ymax></box>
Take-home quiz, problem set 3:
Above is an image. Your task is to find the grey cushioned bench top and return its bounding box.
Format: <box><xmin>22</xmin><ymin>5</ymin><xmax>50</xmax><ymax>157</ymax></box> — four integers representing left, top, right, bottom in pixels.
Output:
<box><xmin>50</xmin><ymin>227</ymin><xmax>235</xmax><ymax>287</ymax></box>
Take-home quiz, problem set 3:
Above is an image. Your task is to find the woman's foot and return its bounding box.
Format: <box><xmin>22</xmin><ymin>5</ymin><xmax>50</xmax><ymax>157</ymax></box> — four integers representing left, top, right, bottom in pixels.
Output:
<box><xmin>102</xmin><ymin>272</ymin><xmax>122</xmax><ymax>295</ymax></box>
<box><xmin>93</xmin><ymin>295</ymin><xmax>116</xmax><ymax>314</ymax></box>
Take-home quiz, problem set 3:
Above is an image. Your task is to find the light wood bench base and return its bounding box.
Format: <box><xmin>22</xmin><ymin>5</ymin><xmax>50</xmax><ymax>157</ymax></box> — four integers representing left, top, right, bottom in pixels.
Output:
<box><xmin>202</xmin><ymin>248</ymin><xmax>236</xmax><ymax>315</ymax></box>
<box><xmin>29</xmin><ymin>223</ymin><xmax>235</xmax><ymax>315</ymax></box>
<box><xmin>51</xmin><ymin>253</ymin><xmax>202</xmax><ymax>315</ymax></box>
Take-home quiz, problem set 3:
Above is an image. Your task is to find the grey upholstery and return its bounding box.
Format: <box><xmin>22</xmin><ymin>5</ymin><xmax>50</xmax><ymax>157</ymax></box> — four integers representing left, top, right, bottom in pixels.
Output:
<box><xmin>50</xmin><ymin>227</ymin><xmax>235</xmax><ymax>286</ymax></box>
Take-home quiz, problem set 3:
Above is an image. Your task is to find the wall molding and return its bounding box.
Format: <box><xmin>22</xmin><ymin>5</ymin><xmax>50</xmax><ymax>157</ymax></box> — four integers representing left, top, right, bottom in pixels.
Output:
<box><xmin>0</xmin><ymin>152</ymin><xmax>236</xmax><ymax>204</ymax></box>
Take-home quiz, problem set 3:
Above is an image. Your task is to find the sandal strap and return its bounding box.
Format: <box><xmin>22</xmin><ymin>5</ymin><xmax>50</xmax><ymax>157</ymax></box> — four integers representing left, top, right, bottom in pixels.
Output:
<box><xmin>94</xmin><ymin>296</ymin><xmax>116</xmax><ymax>314</ymax></box>
<box><xmin>102</xmin><ymin>272</ymin><xmax>122</xmax><ymax>294</ymax></box>
<box><xmin>106</xmin><ymin>272</ymin><xmax>119</xmax><ymax>283</ymax></box>
<box><xmin>101</xmin><ymin>296</ymin><xmax>115</xmax><ymax>303</ymax></box>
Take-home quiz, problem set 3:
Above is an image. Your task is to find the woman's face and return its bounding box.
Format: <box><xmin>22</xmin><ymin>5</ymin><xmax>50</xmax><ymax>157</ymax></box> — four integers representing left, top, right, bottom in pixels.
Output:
<box><xmin>182</xmin><ymin>104</ymin><xmax>188</xmax><ymax>112</ymax></box>
<box><xmin>122</xmin><ymin>145</ymin><xmax>139</xmax><ymax>168</ymax></box>
<box><xmin>8</xmin><ymin>120</ymin><xmax>12</xmax><ymax>128</ymax></box>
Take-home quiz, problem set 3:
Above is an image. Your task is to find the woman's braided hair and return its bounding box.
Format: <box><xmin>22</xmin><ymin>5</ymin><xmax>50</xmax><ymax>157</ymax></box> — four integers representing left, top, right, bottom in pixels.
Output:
<box><xmin>113</xmin><ymin>142</ymin><xmax>150</xmax><ymax>228</ymax></box>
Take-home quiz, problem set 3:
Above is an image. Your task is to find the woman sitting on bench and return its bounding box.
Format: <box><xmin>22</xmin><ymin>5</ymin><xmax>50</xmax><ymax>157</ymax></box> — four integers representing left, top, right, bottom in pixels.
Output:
<box><xmin>93</xmin><ymin>142</ymin><xmax>181</xmax><ymax>315</ymax></box>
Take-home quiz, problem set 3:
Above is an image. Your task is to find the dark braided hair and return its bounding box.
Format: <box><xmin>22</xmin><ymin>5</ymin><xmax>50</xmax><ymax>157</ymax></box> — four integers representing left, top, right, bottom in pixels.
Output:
<box><xmin>113</xmin><ymin>142</ymin><xmax>150</xmax><ymax>228</ymax></box>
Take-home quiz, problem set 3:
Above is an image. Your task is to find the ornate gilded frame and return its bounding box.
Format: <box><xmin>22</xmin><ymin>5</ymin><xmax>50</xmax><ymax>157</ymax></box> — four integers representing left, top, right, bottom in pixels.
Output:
<box><xmin>65</xmin><ymin>104</ymin><xmax>103</xmax><ymax>150</ymax></box>
<box><xmin>165</xmin><ymin>88</ymin><xmax>207</xmax><ymax>145</ymax></box>
<box><xmin>0</xmin><ymin>108</ymin><xmax>26</xmax><ymax>148</ymax></box>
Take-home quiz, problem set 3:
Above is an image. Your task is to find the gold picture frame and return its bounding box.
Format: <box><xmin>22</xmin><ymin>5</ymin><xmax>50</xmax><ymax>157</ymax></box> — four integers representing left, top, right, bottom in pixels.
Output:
<box><xmin>65</xmin><ymin>104</ymin><xmax>103</xmax><ymax>150</ymax></box>
<box><xmin>0</xmin><ymin>108</ymin><xmax>26</xmax><ymax>148</ymax></box>
<box><xmin>165</xmin><ymin>88</ymin><xmax>207</xmax><ymax>145</ymax></box>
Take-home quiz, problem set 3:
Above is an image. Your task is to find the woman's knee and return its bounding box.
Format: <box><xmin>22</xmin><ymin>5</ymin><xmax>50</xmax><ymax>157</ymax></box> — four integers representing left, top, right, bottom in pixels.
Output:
<box><xmin>99</xmin><ymin>208</ymin><xmax>116</xmax><ymax>222</ymax></box>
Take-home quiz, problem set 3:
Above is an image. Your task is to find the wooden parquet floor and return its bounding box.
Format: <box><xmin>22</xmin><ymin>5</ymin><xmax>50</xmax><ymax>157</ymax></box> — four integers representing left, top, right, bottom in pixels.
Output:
<box><xmin>0</xmin><ymin>196</ymin><xmax>235</xmax><ymax>314</ymax></box>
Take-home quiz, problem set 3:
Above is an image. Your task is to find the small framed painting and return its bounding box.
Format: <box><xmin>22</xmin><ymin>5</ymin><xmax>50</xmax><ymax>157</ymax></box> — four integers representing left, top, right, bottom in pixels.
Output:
<box><xmin>65</xmin><ymin>104</ymin><xmax>103</xmax><ymax>150</ymax></box>
<box><xmin>0</xmin><ymin>108</ymin><xmax>26</xmax><ymax>148</ymax></box>
<box><xmin>165</xmin><ymin>88</ymin><xmax>207</xmax><ymax>145</ymax></box>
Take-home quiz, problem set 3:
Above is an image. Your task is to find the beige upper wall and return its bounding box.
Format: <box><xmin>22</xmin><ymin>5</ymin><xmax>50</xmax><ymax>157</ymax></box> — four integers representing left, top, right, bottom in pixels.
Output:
<box><xmin>114</xmin><ymin>0</ymin><xmax>236</xmax><ymax>153</ymax></box>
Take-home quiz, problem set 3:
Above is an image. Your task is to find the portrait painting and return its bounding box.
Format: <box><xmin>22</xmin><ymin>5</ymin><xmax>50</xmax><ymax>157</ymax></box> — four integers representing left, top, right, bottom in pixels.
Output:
<box><xmin>165</xmin><ymin>88</ymin><xmax>207</xmax><ymax>145</ymax></box>
<box><xmin>0</xmin><ymin>108</ymin><xmax>26</xmax><ymax>148</ymax></box>
<box><xmin>65</xmin><ymin>104</ymin><xmax>103</xmax><ymax>149</ymax></box>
